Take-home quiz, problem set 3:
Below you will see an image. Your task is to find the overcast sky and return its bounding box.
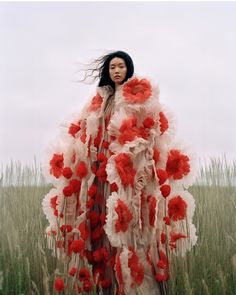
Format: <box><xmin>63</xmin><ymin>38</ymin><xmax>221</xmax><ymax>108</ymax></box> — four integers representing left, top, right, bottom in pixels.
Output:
<box><xmin>0</xmin><ymin>1</ymin><xmax>236</xmax><ymax>169</ymax></box>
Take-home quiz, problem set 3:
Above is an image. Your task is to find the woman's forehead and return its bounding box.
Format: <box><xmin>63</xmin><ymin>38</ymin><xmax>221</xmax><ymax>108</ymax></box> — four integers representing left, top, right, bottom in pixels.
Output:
<box><xmin>109</xmin><ymin>57</ymin><xmax>125</xmax><ymax>66</ymax></box>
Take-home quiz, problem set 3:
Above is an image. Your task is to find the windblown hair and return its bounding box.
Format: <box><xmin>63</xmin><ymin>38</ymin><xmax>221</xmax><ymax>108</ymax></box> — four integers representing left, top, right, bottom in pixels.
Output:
<box><xmin>80</xmin><ymin>50</ymin><xmax>134</xmax><ymax>89</ymax></box>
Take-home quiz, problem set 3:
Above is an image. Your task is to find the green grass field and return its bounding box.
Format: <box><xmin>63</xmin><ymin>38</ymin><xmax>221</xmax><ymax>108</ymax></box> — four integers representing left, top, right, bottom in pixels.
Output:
<box><xmin>0</xmin><ymin>158</ymin><xmax>235</xmax><ymax>295</ymax></box>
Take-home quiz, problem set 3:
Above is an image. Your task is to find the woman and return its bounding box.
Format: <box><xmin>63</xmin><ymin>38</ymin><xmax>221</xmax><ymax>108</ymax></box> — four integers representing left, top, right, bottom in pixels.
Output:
<box><xmin>42</xmin><ymin>51</ymin><xmax>197</xmax><ymax>295</ymax></box>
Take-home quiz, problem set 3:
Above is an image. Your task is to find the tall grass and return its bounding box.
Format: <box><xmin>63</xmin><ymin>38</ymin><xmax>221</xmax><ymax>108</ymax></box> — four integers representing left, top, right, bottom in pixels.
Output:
<box><xmin>0</xmin><ymin>157</ymin><xmax>235</xmax><ymax>295</ymax></box>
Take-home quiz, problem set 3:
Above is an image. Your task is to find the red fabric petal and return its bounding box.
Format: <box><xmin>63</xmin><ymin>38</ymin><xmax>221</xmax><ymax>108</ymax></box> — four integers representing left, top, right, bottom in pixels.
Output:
<box><xmin>88</xmin><ymin>93</ymin><xmax>103</xmax><ymax>112</ymax></box>
<box><xmin>166</xmin><ymin>149</ymin><xmax>190</xmax><ymax>180</ymax></box>
<box><xmin>123</xmin><ymin>78</ymin><xmax>152</xmax><ymax>103</ymax></box>
<box><xmin>62</xmin><ymin>167</ymin><xmax>73</xmax><ymax>179</ymax></box>
<box><xmin>114</xmin><ymin>153</ymin><xmax>136</xmax><ymax>187</ymax></box>
<box><xmin>50</xmin><ymin>154</ymin><xmax>64</xmax><ymax>178</ymax></box>
<box><xmin>168</xmin><ymin>195</ymin><xmax>187</xmax><ymax>221</ymax></box>
<box><xmin>76</xmin><ymin>161</ymin><xmax>88</xmax><ymax>178</ymax></box>
<box><xmin>115</xmin><ymin>199</ymin><xmax>133</xmax><ymax>232</ymax></box>
<box><xmin>160</xmin><ymin>184</ymin><xmax>171</xmax><ymax>198</ymax></box>
<box><xmin>159</xmin><ymin>112</ymin><xmax>169</xmax><ymax>134</ymax></box>
<box><xmin>54</xmin><ymin>277</ymin><xmax>65</xmax><ymax>291</ymax></box>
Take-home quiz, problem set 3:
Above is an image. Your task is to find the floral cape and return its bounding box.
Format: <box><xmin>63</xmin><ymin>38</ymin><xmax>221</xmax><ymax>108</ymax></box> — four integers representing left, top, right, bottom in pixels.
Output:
<box><xmin>42</xmin><ymin>76</ymin><xmax>197</xmax><ymax>294</ymax></box>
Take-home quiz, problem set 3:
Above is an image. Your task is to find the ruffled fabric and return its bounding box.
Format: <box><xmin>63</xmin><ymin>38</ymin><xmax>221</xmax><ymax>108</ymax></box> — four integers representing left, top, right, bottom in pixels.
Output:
<box><xmin>42</xmin><ymin>76</ymin><xmax>197</xmax><ymax>294</ymax></box>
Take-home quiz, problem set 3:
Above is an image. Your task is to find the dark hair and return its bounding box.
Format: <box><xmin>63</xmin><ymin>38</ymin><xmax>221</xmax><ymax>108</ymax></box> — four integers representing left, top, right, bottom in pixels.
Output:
<box><xmin>79</xmin><ymin>50</ymin><xmax>134</xmax><ymax>89</ymax></box>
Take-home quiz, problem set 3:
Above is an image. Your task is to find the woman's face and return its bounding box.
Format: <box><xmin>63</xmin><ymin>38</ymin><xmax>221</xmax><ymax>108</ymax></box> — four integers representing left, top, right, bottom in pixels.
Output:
<box><xmin>109</xmin><ymin>57</ymin><xmax>127</xmax><ymax>85</ymax></box>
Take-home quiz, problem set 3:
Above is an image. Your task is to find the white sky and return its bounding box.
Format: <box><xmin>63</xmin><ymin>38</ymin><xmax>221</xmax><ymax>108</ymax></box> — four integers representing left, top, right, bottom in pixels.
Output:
<box><xmin>0</xmin><ymin>1</ymin><xmax>236</xmax><ymax>168</ymax></box>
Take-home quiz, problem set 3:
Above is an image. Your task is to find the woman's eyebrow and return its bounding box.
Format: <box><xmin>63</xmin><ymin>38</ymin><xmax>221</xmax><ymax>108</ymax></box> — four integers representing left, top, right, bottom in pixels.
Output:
<box><xmin>110</xmin><ymin>63</ymin><xmax>125</xmax><ymax>66</ymax></box>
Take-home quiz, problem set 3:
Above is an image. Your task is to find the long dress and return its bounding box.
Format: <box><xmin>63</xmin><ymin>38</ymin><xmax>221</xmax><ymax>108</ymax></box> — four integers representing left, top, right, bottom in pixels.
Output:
<box><xmin>42</xmin><ymin>77</ymin><xmax>197</xmax><ymax>295</ymax></box>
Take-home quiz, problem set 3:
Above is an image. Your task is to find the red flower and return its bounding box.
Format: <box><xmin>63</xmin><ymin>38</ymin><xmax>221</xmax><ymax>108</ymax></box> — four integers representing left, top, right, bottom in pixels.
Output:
<box><xmin>50</xmin><ymin>195</ymin><xmax>58</xmax><ymax>210</ymax></box>
<box><xmin>50</xmin><ymin>154</ymin><xmax>64</xmax><ymax>178</ymax></box>
<box><xmin>115</xmin><ymin>199</ymin><xmax>133</xmax><ymax>232</ymax></box>
<box><xmin>159</xmin><ymin>112</ymin><xmax>169</xmax><ymax>134</ymax></box>
<box><xmin>128</xmin><ymin>247</ymin><xmax>144</xmax><ymax>285</ymax></box>
<box><xmin>166</xmin><ymin>149</ymin><xmax>190</xmax><ymax>180</ymax></box>
<box><xmin>102</xmin><ymin>140</ymin><xmax>109</xmax><ymax>149</ymax></box>
<box><xmin>114</xmin><ymin>153</ymin><xmax>136</xmax><ymax>187</ymax></box>
<box><xmin>54</xmin><ymin>277</ymin><xmax>65</xmax><ymax>292</ymax></box>
<box><xmin>70</xmin><ymin>239</ymin><xmax>85</xmax><ymax>253</ymax></box>
<box><xmin>78</xmin><ymin>268</ymin><xmax>91</xmax><ymax>281</ymax></box>
<box><xmin>78</xmin><ymin>220</ymin><xmax>89</xmax><ymax>241</ymax></box>
<box><xmin>62</xmin><ymin>167</ymin><xmax>73</xmax><ymax>179</ymax></box>
<box><xmin>76</xmin><ymin>161</ymin><xmax>88</xmax><ymax>178</ymax></box>
<box><xmin>60</xmin><ymin>224</ymin><xmax>73</xmax><ymax>233</ymax></box>
<box><xmin>97</xmin><ymin>152</ymin><xmax>107</xmax><ymax>162</ymax></box>
<box><xmin>63</xmin><ymin>184</ymin><xmax>74</xmax><ymax>197</ymax></box>
<box><xmin>83</xmin><ymin>279</ymin><xmax>93</xmax><ymax>292</ymax></box>
<box><xmin>155</xmin><ymin>273</ymin><xmax>169</xmax><ymax>282</ymax></box>
<box><xmin>68</xmin><ymin>121</ymin><xmax>81</xmax><ymax>137</ymax></box>
<box><xmin>163</xmin><ymin>216</ymin><xmax>171</xmax><ymax>225</ymax></box>
<box><xmin>153</xmin><ymin>148</ymin><xmax>160</xmax><ymax>164</ymax></box>
<box><xmin>168</xmin><ymin>195</ymin><xmax>187</xmax><ymax>221</ymax></box>
<box><xmin>157</xmin><ymin>250</ymin><xmax>169</xmax><ymax>270</ymax></box>
<box><xmin>160</xmin><ymin>184</ymin><xmax>171</xmax><ymax>198</ymax></box>
<box><xmin>148</xmin><ymin>196</ymin><xmax>157</xmax><ymax>227</ymax></box>
<box><xmin>156</xmin><ymin>169</ymin><xmax>168</xmax><ymax>185</ymax></box>
<box><xmin>94</xmin><ymin>126</ymin><xmax>102</xmax><ymax>148</ymax></box>
<box><xmin>143</xmin><ymin>116</ymin><xmax>155</xmax><ymax>128</ymax></box>
<box><xmin>69</xmin><ymin>267</ymin><xmax>77</xmax><ymax>276</ymax></box>
<box><xmin>118</xmin><ymin>116</ymin><xmax>149</xmax><ymax>144</ymax></box>
<box><xmin>123</xmin><ymin>78</ymin><xmax>152</xmax><ymax>103</ymax></box>
<box><xmin>87</xmin><ymin>184</ymin><xmax>98</xmax><ymax>197</ymax></box>
<box><xmin>69</xmin><ymin>179</ymin><xmax>81</xmax><ymax>193</ymax></box>
<box><xmin>88</xmin><ymin>93</ymin><xmax>103</xmax><ymax>111</ymax></box>
<box><xmin>110</xmin><ymin>182</ymin><xmax>118</xmax><ymax>192</ymax></box>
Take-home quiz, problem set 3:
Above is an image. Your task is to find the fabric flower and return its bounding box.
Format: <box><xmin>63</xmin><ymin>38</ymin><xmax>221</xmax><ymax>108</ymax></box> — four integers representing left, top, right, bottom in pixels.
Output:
<box><xmin>160</xmin><ymin>184</ymin><xmax>171</xmax><ymax>198</ymax></box>
<box><xmin>104</xmin><ymin>192</ymin><xmax>132</xmax><ymax>247</ymax></box>
<box><xmin>70</xmin><ymin>239</ymin><xmax>85</xmax><ymax>253</ymax></box>
<box><xmin>123</xmin><ymin>78</ymin><xmax>152</xmax><ymax>103</ymax></box>
<box><xmin>76</xmin><ymin>161</ymin><xmax>88</xmax><ymax>178</ymax></box>
<box><xmin>115</xmin><ymin>199</ymin><xmax>133</xmax><ymax>232</ymax></box>
<box><xmin>62</xmin><ymin>167</ymin><xmax>73</xmax><ymax>179</ymax></box>
<box><xmin>54</xmin><ymin>277</ymin><xmax>65</xmax><ymax>292</ymax></box>
<box><xmin>166</xmin><ymin>149</ymin><xmax>190</xmax><ymax>180</ymax></box>
<box><xmin>68</xmin><ymin>121</ymin><xmax>81</xmax><ymax>137</ymax></box>
<box><xmin>88</xmin><ymin>93</ymin><xmax>103</xmax><ymax>111</ymax></box>
<box><xmin>128</xmin><ymin>247</ymin><xmax>144</xmax><ymax>285</ymax></box>
<box><xmin>78</xmin><ymin>268</ymin><xmax>91</xmax><ymax>281</ymax></box>
<box><xmin>157</xmin><ymin>250</ymin><xmax>169</xmax><ymax>270</ymax></box>
<box><xmin>155</xmin><ymin>273</ymin><xmax>169</xmax><ymax>282</ymax></box>
<box><xmin>69</xmin><ymin>267</ymin><xmax>77</xmax><ymax>276</ymax></box>
<box><xmin>156</xmin><ymin>169</ymin><xmax>168</xmax><ymax>185</ymax></box>
<box><xmin>83</xmin><ymin>279</ymin><xmax>93</xmax><ymax>292</ymax></box>
<box><xmin>114</xmin><ymin>153</ymin><xmax>136</xmax><ymax>187</ymax></box>
<box><xmin>118</xmin><ymin>116</ymin><xmax>148</xmax><ymax>145</ymax></box>
<box><xmin>159</xmin><ymin>112</ymin><xmax>169</xmax><ymax>134</ymax></box>
<box><xmin>50</xmin><ymin>154</ymin><xmax>64</xmax><ymax>178</ymax></box>
<box><xmin>168</xmin><ymin>195</ymin><xmax>187</xmax><ymax>221</ymax></box>
<box><xmin>143</xmin><ymin>116</ymin><xmax>155</xmax><ymax>128</ymax></box>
